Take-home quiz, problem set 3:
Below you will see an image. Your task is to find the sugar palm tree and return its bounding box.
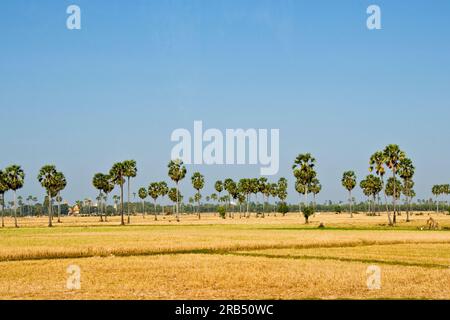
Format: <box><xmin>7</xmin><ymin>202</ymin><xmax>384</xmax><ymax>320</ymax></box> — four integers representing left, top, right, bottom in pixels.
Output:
<box><xmin>54</xmin><ymin>171</ymin><xmax>67</xmax><ymax>223</ymax></box>
<box><xmin>5</xmin><ymin>165</ymin><xmax>25</xmax><ymax>228</ymax></box>
<box><xmin>191</xmin><ymin>172</ymin><xmax>205</xmax><ymax>219</ymax></box>
<box><xmin>238</xmin><ymin>179</ymin><xmax>252</xmax><ymax>218</ymax></box>
<box><xmin>138</xmin><ymin>187</ymin><xmax>148</xmax><ymax>218</ymax></box>
<box><xmin>158</xmin><ymin>181</ymin><xmax>169</xmax><ymax>215</ymax></box>
<box><xmin>341</xmin><ymin>171</ymin><xmax>357</xmax><ymax>218</ymax></box>
<box><xmin>123</xmin><ymin>160</ymin><xmax>137</xmax><ymax>224</ymax></box>
<box><xmin>109</xmin><ymin>162</ymin><xmax>126</xmax><ymax>225</ymax></box>
<box><xmin>292</xmin><ymin>153</ymin><xmax>316</xmax><ymax>209</ymax></box>
<box><xmin>432</xmin><ymin>185</ymin><xmax>441</xmax><ymax>213</ymax></box>
<box><xmin>215</xmin><ymin>180</ymin><xmax>223</xmax><ymax>202</ymax></box>
<box><xmin>148</xmin><ymin>182</ymin><xmax>160</xmax><ymax>220</ymax></box>
<box><xmin>277</xmin><ymin>178</ymin><xmax>288</xmax><ymax>206</ymax></box>
<box><xmin>168</xmin><ymin>187</ymin><xmax>182</xmax><ymax>215</ymax></box>
<box><xmin>383</xmin><ymin>144</ymin><xmax>406</xmax><ymax>224</ymax></box>
<box><xmin>310</xmin><ymin>178</ymin><xmax>322</xmax><ymax>212</ymax></box>
<box><xmin>398</xmin><ymin>158</ymin><xmax>415</xmax><ymax>222</ymax></box>
<box><xmin>37</xmin><ymin>165</ymin><xmax>57</xmax><ymax>227</ymax></box>
<box><xmin>369</xmin><ymin>150</ymin><xmax>390</xmax><ymax>220</ymax></box>
<box><xmin>167</xmin><ymin>159</ymin><xmax>186</xmax><ymax>222</ymax></box>
<box><xmin>93</xmin><ymin>173</ymin><xmax>108</xmax><ymax>222</ymax></box>
<box><xmin>0</xmin><ymin>170</ymin><xmax>9</xmax><ymax>227</ymax></box>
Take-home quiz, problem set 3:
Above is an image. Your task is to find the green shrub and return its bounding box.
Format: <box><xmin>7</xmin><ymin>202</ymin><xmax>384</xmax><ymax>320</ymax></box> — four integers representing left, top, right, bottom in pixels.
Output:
<box><xmin>277</xmin><ymin>202</ymin><xmax>289</xmax><ymax>216</ymax></box>
<box><xmin>302</xmin><ymin>206</ymin><xmax>315</xmax><ymax>224</ymax></box>
<box><xmin>217</xmin><ymin>206</ymin><xmax>226</xmax><ymax>219</ymax></box>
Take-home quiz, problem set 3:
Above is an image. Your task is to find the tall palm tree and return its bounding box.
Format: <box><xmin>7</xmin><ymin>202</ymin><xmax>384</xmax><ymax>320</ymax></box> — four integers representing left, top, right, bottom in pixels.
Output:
<box><xmin>148</xmin><ymin>182</ymin><xmax>160</xmax><ymax>221</ymax></box>
<box><xmin>138</xmin><ymin>187</ymin><xmax>148</xmax><ymax>218</ymax></box>
<box><xmin>432</xmin><ymin>185</ymin><xmax>441</xmax><ymax>213</ymax></box>
<box><xmin>123</xmin><ymin>160</ymin><xmax>137</xmax><ymax>224</ymax></box>
<box><xmin>102</xmin><ymin>177</ymin><xmax>114</xmax><ymax>222</ymax></box>
<box><xmin>5</xmin><ymin>165</ymin><xmax>25</xmax><ymax>228</ymax></box>
<box><xmin>191</xmin><ymin>172</ymin><xmax>205</xmax><ymax>219</ymax></box>
<box><xmin>214</xmin><ymin>180</ymin><xmax>223</xmax><ymax>202</ymax></box>
<box><xmin>0</xmin><ymin>170</ymin><xmax>9</xmax><ymax>228</ymax></box>
<box><xmin>277</xmin><ymin>178</ymin><xmax>288</xmax><ymax>207</ymax></box>
<box><xmin>93</xmin><ymin>173</ymin><xmax>108</xmax><ymax>222</ymax></box>
<box><xmin>37</xmin><ymin>165</ymin><xmax>57</xmax><ymax>227</ymax></box>
<box><xmin>238</xmin><ymin>179</ymin><xmax>252</xmax><ymax>218</ymax></box>
<box><xmin>369</xmin><ymin>151</ymin><xmax>390</xmax><ymax>221</ymax></box>
<box><xmin>167</xmin><ymin>159</ymin><xmax>186</xmax><ymax>222</ymax></box>
<box><xmin>341</xmin><ymin>171</ymin><xmax>357</xmax><ymax>218</ymax></box>
<box><xmin>292</xmin><ymin>153</ymin><xmax>316</xmax><ymax>209</ymax></box>
<box><xmin>383</xmin><ymin>144</ymin><xmax>406</xmax><ymax>224</ymax></box>
<box><xmin>398</xmin><ymin>158</ymin><xmax>415</xmax><ymax>222</ymax></box>
<box><xmin>158</xmin><ymin>181</ymin><xmax>169</xmax><ymax>215</ymax></box>
<box><xmin>54</xmin><ymin>171</ymin><xmax>67</xmax><ymax>223</ymax></box>
<box><xmin>109</xmin><ymin>162</ymin><xmax>126</xmax><ymax>225</ymax></box>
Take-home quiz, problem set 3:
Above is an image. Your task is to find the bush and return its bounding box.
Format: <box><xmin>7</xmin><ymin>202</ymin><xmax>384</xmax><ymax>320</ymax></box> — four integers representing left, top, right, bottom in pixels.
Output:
<box><xmin>302</xmin><ymin>206</ymin><xmax>315</xmax><ymax>224</ymax></box>
<box><xmin>277</xmin><ymin>202</ymin><xmax>289</xmax><ymax>216</ymax></box>
<box><xmin>217</xmin><ymin>206</ymin><xmax>226</xmax><ymax>219</ymax></box>
<box><xmin>334</xmin><ymin>205</ymin><xmax>342</xmax><ymax>214</ymax></box>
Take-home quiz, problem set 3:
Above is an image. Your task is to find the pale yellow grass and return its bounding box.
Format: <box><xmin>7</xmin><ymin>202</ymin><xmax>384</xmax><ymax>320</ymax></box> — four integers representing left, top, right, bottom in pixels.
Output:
<box><xmin>0</xmin><ymin>213</ymin><xmax>449</xmax><ymax>299</ymax></box>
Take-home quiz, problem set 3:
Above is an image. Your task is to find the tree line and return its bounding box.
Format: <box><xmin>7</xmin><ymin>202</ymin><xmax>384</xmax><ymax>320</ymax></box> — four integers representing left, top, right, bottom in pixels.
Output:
<box><xmin>1</xmin><ymin>144</ymin><xmax>449</xmax><ymax>227</ymax></box>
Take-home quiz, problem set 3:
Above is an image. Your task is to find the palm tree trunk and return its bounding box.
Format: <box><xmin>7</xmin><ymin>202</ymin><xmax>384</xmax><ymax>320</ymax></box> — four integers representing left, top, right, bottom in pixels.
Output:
<box><xmin>176</xmin><ymin>182</ymin><xmax>180</xmax><ymax>222</ymax></box>
<box><xmin>48</xmin><ymin>191</ymin><xmax>52</xmax><ymax>227</ymax></box>
<box><xmin>1</xmin><ymin>195</ymin><xmax>4</xmax><ymax>228</ymax></box>
<box><xmin>142</xmin><ymin>200</ymin><xmax>145</xmax><ymax>218</ymax></box>
<box><xmin>349</xmin><ymin>191</ymin><xmax>353</xmax><ymax>218</ymax></box>
<box><xmin>154</xmin><ymin>199</ymin><xmax>157</xmax><ymax>221</ymax></box>
<box><xmin>14</xmin><ymin>190</ymin><xmax>18</xmax><ymax>228</ymax></box>
<box><xmin>127</xmin><ymin>177</ymin><xmax>131</xmax><ymax>224</ymax></box>
<box><xmin>57</xmin><ymin>196</ymin><xmax>61</xmax><ymax>223</ymax></box>
<box><xmin>120</xmin><ymin>184</ymin><xmax>125</xmax><ymax>225</ymax></box>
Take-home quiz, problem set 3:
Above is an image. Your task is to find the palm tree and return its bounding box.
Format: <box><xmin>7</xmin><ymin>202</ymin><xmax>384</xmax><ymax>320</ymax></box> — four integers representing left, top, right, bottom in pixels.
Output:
<box><xmin>93</xmin><ymin>173</ymin><xmax>108</xmax><ymax>222</ymax></box>
<box><xmin>167</xmin><ymin>159</ymin><xmax>186</xmax><ymax>222</ymax></box>
<box><xmin>215</xmin><ymin>180</ymin><xmax>223</xmax><ymax>202</ymax></box>
<box><xmin>277</xmin><ymin>178</ymin><xmax>288</xmax><ymax>208</ymax></box>
<box><xmin>148</xmin><ymin>182</ymin><xmax>160</xmax><ymax>220</ymax></box>
<box><xmin>54</xmin><ymin>171</ymin><xmax>67</xmax><ymax>223</ymax></box>
<box><xmin>0</xmin><ymin>170</ymin><xmax>9</xmax><ymax>227</ymax></box>
<box><xmin>369</xmin><ymin>151</ymin><xmax>390</xmax><ymax>220</ymax></box>
<box><xmin>385</xmin><ymin>177</ymin><xmax>402</xmax><ymax>216</ymax></box>
<box><xmin>258</xmin><ymin>177</ymin><xmax>269</xmax><ymax>215</ymax></box>
<box><xmin>112</xmin><ymin>195</ymin><xmax>120</xmax><ymax>215</ymax></box>
<box><xmin>5</xmin><ymin>165</ymin><xmax>25</xmax><ymax>228</ymax></box>
<box><xmin>123</xmin><ymin>160</ymin><xmax>137</xmax><ymax>224</ymax></box>
<box><xmin>158</xmin><ymin>181</ymin><xmax>169</xmax><ymax>215</ymax></box>
<box><xmin>138</xmin><ymin>187</ymin><xmax>148</xmax><ymax>218</ymax></box>
<box><xmin>109</xmin><ymin>162</ymin><xmax>126</xmax><ymax>225</ymax></box>
<box><xmin>37</xmin><ymin>165</ymin><xmax>57</xmax><ymax>227</ymax></box>
<box><xmin>341</xmin><ymin>171</ymin><xmax>357</xmax><ymax>218</ymax></box>
<box><xmin>238</xmin><ymin>179</ymin><xmax>252</xmax><ymax>218</ymax></box>
<box><xmin>383</xmin><ymin>144</ymin><xmax>406</xmax><ymax>224</ymax></box>
<box><xmin>310</xmin><ymin>178</ymin><xmax>322</xmax><ymax>211</ymax></box>
<box><xmin>191</xmin><ymin>172</ymin><xmax>205</xmax><ymax>219</ymax></box>
<box><xmin>102</xmin><ymin>177</ymin><xmax>114</xmax><ymax>222</ymax></box>
<box><xmin>168</xmin><ymin>187</ymin><xmax>182</xmax><ymax>215</ymax></box>
<box><xmin>292</xmin><ymin>153</ymin><xmax>316</xmax><ymax>209</ymax></box>
<box><xmin>432</xmin><ymin>185</ymin><xmax>441</xmax><ymax>213</ymax></box>
<box><xmin>398</xmin><ymin>158</ymin><xmax>415</xmax><ymax>222</ymax></box>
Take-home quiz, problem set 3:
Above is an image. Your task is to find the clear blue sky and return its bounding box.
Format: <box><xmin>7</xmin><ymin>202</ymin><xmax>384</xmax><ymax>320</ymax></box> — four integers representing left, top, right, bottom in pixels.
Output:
<box><xmin>1</xmin><ymin>0</ymin><xmax>449</xmax><ymax>204</ymax></box>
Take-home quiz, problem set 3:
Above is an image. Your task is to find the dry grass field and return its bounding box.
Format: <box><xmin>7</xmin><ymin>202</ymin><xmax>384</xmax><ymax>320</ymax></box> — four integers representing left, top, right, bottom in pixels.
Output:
<box><xmin>0</xmin><ymin>212</ymin><xmax>449</xmax><ymax>300</ymax></box>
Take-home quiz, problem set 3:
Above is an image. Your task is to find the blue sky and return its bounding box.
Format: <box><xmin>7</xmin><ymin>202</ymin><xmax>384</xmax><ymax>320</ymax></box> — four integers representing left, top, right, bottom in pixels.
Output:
<box><xmin>1</xmin><ymin>0</ymin><xmax>449</xmax><ymax>204</ymax></box>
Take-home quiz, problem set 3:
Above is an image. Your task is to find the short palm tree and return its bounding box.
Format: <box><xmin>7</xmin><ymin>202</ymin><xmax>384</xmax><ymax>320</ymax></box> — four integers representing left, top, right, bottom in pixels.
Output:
<box><xmin>5</xmin><ymin>165</ymin><xmax>25</xmax><ymax>228</ymax></box>
<box><xmin>93</xmin><ymin>173</ymin><xmax>108</xmax><ymax>222</ymax></box>
<box><xmin>398</xmin><ymin>158</ymin><xmax>415</xmax><ymax>222</ymax></box>
<box><xmin>310</xmin><ymin>178</ymin><xmax>322</xmax><ymax>211</ymax></box>
<box><xmin>341</xmin><ymin>171</ymin><xmax>357</xmax><ymax>218</ymax></box>
<box><xmin>158</xmin><ymin>181</ymin><xmax>169</xmax><ymax>215</ymax></box>
<box><xmin>54</xmin><ymin>171</ymin><xmax>67</xmax><ymax>223</ymax></box>
<box><xmin>191</xmin><ymin>172</ymin><xmax>205</xmax><ymax>219</ymax></box>
<box><xmin>138</xmin><ymin>187</ymin><xmax>148</xmax><ymax>218</ymax></box>
<box><xmin>292</xmin><ymin>153</ymin><xmax>316</xmax><ymax>209</ymax></box>
<box><xmin>167</xmin><ymin>159</ymin><xmax>186</xmax><ymax>222</ymax></box>
<box><xmin>148</xmin><ymin>182</ymin><xmax>160</xmax><ymax>220</ymax></box>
